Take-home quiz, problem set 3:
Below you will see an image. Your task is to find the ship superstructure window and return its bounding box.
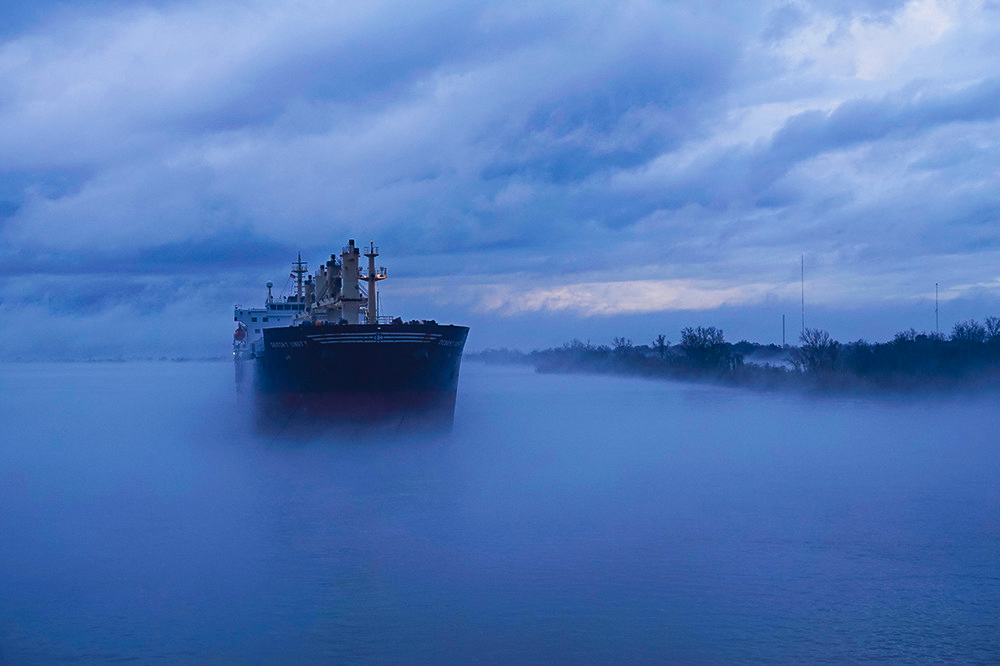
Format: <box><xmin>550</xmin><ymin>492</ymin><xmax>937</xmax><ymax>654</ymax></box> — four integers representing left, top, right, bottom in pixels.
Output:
<box><xmin>251</xmin><ymin>317</ymin><xmax>257</xmax><ymax>322</ymax></box>
<box><xmin>263</xmin><ymin>317</ymin><xmax>268</xmax><ymax>322</ymax></box>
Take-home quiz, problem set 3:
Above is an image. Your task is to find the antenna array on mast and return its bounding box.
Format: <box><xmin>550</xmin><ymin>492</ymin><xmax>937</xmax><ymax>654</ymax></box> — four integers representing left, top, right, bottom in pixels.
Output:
<box><xmin>291</xmin><ymin>252</ymin><xmax>308</xmax><ymax>304</ymax></box>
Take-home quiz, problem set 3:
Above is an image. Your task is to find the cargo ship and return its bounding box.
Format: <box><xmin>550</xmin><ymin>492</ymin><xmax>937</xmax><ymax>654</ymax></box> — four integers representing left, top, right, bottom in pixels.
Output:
<box><xmin>233</xmin><ymin>239</ymin><xmax>469</xmax><ymax>430</ymax></box>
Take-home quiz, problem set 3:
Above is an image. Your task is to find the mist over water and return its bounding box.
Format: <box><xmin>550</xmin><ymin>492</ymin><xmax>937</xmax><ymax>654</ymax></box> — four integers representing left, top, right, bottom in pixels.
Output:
<box><xmin>2</xmin><ymin>361</ymin><xmax>999</xmax><ymax>663</ymax></box>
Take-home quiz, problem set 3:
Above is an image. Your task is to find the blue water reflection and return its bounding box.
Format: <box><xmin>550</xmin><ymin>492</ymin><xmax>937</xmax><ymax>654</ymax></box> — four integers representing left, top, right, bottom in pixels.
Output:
<box><xmin>1</xmin><ymin>361</ymin><xmax>998</xmax><ymax>663</ymax></box>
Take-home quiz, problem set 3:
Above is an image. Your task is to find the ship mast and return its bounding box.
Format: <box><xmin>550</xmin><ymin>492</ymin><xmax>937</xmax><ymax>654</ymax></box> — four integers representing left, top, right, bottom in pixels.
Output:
<box><xmin>291</xmin><ymin>252</ymin><xmax>308</xmax><ymax>303</ymax></box>
<box><xmin>364</xmin><ymin>241</ymin><xmax>387</xmax><ymax>324</ymax></box>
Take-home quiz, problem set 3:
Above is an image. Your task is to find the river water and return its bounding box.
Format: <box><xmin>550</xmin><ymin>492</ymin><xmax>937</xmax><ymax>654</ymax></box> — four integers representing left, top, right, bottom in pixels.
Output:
<box><xmin>1</xmin><ymin>361</ymin><xmax>998</xmax><ymax>663</ymax></box>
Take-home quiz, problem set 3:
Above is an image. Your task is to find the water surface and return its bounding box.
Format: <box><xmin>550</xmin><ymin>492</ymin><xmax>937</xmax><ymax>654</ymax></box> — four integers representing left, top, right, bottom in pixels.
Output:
<box><xmin>1</xmin><ymin>361</ymin><xmax>998</xmax><ymax>663</ymax></box>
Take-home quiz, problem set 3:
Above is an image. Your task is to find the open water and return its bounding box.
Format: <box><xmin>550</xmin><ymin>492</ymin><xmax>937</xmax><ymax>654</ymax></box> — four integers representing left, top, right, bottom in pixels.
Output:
<box><xmin>1</xmin><ymin>361</ymin><xmax>999</xmax><ymax>663</ymax></box>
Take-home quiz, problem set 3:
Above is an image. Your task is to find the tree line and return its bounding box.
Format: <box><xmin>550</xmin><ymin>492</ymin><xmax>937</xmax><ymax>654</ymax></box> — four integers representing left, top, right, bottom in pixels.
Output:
<box><xmin>468</xmin><ymin>318</ymin><xmax>1000</xmax><ymax>391</ymax></box>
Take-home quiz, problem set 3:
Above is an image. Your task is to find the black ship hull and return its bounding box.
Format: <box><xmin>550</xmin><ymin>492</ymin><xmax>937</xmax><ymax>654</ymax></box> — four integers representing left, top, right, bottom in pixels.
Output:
<box><xmin>246</xmin><ymin>323</ymin><xmax>468</xmax><ymax>431</ymax></box>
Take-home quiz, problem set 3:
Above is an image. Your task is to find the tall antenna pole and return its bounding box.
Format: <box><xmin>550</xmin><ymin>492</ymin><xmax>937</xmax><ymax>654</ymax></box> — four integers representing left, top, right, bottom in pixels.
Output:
<box><xmin>935</xmin><ymin>282</ymin><xmax>939</xmax><ymax>334</ymax></box>
<box><xmin>800</xmin><ymin>254</ymin><xmax>805</xmax><ymax>335</ymax></box>
<box><xmin>782</xmin><ymin>314</ymin><xmax>786</xmax><ymax>347</ymax></box>
<box><xmin>291</xmin><ymin>252</ymin><xmax>308</xmax><ymax>304</ymax></box>
<box><xmin>363</xmin><ymin>241</ymin><xmax>386</xmax><ymax>324</ymax></box>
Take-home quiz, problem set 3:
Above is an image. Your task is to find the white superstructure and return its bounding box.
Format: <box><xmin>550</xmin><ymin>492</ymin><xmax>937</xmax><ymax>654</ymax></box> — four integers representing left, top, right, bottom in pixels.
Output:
<box><xmin>233</xmin><ymin>277</ymin><xmax>306</xmax><ymax>357</ymax></box>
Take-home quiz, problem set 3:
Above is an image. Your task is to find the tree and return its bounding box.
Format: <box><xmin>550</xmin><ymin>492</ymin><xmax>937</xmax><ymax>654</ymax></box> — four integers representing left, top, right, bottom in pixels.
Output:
<box><xmin>613</xmin><ymin>337</ymin><xmax>634</xmax><ymax>359</ymax></box>
<box><xmin>653</xmin><ymin>334</ymin><xmax>668</xmax><ymax>359</ymax></box>
<box><xmin>680</xmin><ymin>326</ymin><xmax>734</xmax><ymax>370</ymax></box>
<box><xmin>985</xmin><ymin>316</ymin><xmax>1000</xmax><ymax>341</ymax></box>
<box><xmin>951</xmin><ymin>319</ymin><xmax>987</xmax><ymax>344</ymax></box>
<box><xmin>791</xmin><ymin>328</ymin><xmax>840</xmax><ymax>373</ymax></box>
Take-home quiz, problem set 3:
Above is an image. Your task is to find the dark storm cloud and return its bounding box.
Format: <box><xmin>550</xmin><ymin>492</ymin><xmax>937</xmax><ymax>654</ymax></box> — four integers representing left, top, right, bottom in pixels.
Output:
<box><xmin>1</xmin><ymin>1</ymin><xmax>752</xmax><ymax>257</ymax></box>
<box><xmin>0</xmin><ymin>228</ymin><xmax>294</xmax><ymax>279</ymax></box>
<box><xmin>770</xmin><ymin>77</ymin><xmax>1000</xmax><ymax>163</ymax></box>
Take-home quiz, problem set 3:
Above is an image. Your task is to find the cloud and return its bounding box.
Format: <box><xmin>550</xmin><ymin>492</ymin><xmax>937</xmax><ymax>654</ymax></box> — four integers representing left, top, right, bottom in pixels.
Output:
<box><xmin>771</xmin><ymin>0</ymin><xmax>954</xmax><ymax>80</ymax></box>
<box><xmin>2</xmin><ymin>0</ymin><xmax>1000</xmax><ymax>356</ymax></box>
<box><xmin>477</xmin><ymin>279</ymin><xmax>788</xmax><ymax>315</ymax></box>
<box><xmin>0</xmin><ymin>1</ymin><xmax>747</xmax><ymax>247</ymax></box>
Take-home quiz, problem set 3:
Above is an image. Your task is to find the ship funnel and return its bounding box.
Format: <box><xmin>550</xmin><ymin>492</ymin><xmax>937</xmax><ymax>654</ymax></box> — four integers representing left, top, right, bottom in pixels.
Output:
<box><xmin>340</xmin><ymin>239</ymin><xmax>363</xmax><ymax>323</ymax></box>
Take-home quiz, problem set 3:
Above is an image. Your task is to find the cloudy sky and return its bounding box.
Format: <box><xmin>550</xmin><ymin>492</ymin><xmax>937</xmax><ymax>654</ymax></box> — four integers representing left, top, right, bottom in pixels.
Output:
<box><xmin>2</xmin><ymin>0</ymin><xmax>999</xmax><ymax>357</ymax></box>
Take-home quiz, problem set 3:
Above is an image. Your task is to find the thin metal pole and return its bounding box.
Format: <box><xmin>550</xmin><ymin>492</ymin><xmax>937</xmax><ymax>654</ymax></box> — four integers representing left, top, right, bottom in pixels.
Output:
<box><xmin>800</xmin><ymin>254</ymin><xmax>805</xmax><ymax>334</ymax></box>
<box><xmin>782</xmin><ymin>314</ymin><xmax>786</xmax><ymax>347</ymax></box>
<box><xmin>935</xmin><ymin>283</ymin><xmax>939</xmax><ymax>334</ymax></box>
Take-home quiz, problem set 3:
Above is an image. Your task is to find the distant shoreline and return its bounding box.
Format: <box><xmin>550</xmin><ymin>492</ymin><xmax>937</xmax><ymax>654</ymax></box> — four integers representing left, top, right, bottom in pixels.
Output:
<box><xmin>468</xmin><ymin>320</ymin><xmax>1000</xmax><ymax>394</ymax></box>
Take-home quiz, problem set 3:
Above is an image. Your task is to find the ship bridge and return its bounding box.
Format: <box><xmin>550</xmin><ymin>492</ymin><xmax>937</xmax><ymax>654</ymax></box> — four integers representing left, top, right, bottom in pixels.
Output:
<box><xmin>234</xmin><ymin>277</ymin><xmax>308</xmax><ymax>356</ymax></box>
